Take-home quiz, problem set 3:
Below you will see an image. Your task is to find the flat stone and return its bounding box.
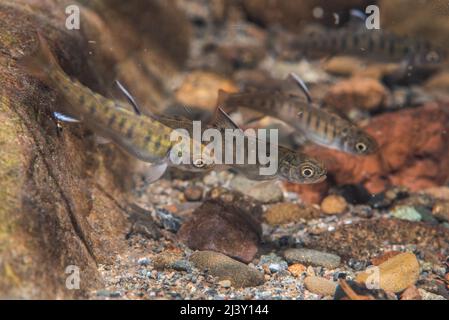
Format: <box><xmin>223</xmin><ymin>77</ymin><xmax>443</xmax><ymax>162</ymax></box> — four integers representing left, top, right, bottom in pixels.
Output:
<box><xmin>356</xmin><ymin>252</ymin><xmax>420</xmax><ymax>293</ymax></box>
<box><xmin>304</xmin><ymin>276</ymin><xmax>337</xmax><ymax>296</ymax></box>
<box><xmin>284</xmin><ymin>248</ymin><xmax>341</xmax><ymax>269</ymax></box>
<box><xmin>178</xmin><ymin>199</ymin><xmax>261</xmax><ymax>263</ymax></box>
<box><xmin>190</xmin><ymin>251</ymin><xmax>265</xmax><ymax>288</ymax></box>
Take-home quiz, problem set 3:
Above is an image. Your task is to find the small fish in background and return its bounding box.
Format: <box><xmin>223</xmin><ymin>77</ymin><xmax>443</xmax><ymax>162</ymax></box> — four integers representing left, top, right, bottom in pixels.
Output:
<box><xmin>155</xmin><ymin>106</ymin><xmax>327</xmax><ymax>185</ymax></box>
<box><xmin>18</xmin><ymin>33</ymin><xmax>215</xmax><ymax>183</ymax></box>
<box><xmin>269</xmin><ymin>10</ymin><xmax>446</xmax><ymax>80</ymax></box>
<box><xmin>218</xmin><ymin>74</ymin><xmax>378</xmax><ymax>156</ymax></box>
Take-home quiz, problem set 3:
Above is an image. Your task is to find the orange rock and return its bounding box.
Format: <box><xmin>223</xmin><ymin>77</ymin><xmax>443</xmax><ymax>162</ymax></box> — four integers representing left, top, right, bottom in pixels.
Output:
<box><xmin>288</xmin><ymin>263</ymin><xmax>306</xmax><ymax>277</ymax></box>
<box><xmin>320</xmin><ymin>195</ymin><xmax>347</xmax><ymax>215</ymax></box>
<box><xmin>370</xmin><ymin>251</ymin><xmax>402</xmax><ymax>266</ymax></box>
<box><xmin>175</xmin><ymin>71</ymin><xmax>238</xmax><ymax>109</ymax></box>
<box><xmin>324</xmin><ymin>77</ymin><xmax>388</xmax><ymax>111</ymax></box>
<box><xmin>284</xmin><ymin>182</ymin><xmax>328</xmax><ymax>205</ymax></box>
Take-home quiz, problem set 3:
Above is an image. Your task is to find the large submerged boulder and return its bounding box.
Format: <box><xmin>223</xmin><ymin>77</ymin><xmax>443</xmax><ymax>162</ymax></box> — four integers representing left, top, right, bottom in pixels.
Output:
<box><xmin>0</xmin><ymin>0</ymin><xmax>189</xmax><ymax>298</ymax></box>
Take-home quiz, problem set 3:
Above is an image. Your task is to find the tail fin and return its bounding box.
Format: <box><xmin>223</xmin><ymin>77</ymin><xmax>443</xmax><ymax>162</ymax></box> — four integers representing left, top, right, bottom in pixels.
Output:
<box><xmin>17</xmin><ymin>32</ymin><xmax>62</xmax><ymax>83</ymax></box>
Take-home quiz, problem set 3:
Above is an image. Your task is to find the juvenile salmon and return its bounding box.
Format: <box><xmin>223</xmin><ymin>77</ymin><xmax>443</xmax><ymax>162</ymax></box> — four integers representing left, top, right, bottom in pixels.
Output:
<box><xmin>18</xmin><ymin>33</ymin><xmax>214</xmax><ymax>182</ymax></box>
<box><xmin>155</xmin><ymin>109</ymin><xmax>327</xmax><ymax>184</ymax></box>
<box><xmin>217</xmin><ymin>78</ymin><xmax>378</xmax><ymax>155</ymax></box>
<box><xmin>272</xmin><ymin>24</ymin><xmax>446</xmax><ymax>68</ymax></box>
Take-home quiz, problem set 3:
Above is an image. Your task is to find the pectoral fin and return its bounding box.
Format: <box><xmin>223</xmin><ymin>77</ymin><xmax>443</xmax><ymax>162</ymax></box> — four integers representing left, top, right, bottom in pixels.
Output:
<box><xmin>53</xmin><ymin>112</ymin><xmax>80</xmax><ymax>123</ymax></box>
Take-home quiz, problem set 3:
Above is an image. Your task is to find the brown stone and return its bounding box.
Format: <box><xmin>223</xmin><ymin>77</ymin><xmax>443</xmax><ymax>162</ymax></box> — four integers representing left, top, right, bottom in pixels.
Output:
<box><xmin>320</xmin><ymin>195</ymin><xmax>348</xmax><ymax>215</ymax></box>
<box><xmin>178</xmin><ymin>199</ymin><xmax>262</xmax><ymax>263</ymax></box>
<box><xmin>190</xmin><ymin>251</ymin><xmax>264</xmax><ymax>288</ymax></box>
<box><xmin>304</xmin><ymin>276</ymin><xmax>337</xmax><ymax>296</ymax></box>
<box><xmin>264</xmin><ymin>202</ymin><xmax>320</xmax><ymax>225</ymax></box>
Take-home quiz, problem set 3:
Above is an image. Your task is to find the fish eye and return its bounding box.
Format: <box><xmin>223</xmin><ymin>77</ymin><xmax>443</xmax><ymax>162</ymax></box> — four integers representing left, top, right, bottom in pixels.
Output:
<box><xmin>193</xmin><ymin>158</ymin><xmax>206</xmax><ymax>168</ymax></box>
<box><xmin>356</xmin><ymin>142</ymin><xmax>367</xmax><ymax>153</ymax></box>
<box><xmin>301</xmin><ymin>166</ymin><xmax>315</xmax><ymax>178</ymax></box>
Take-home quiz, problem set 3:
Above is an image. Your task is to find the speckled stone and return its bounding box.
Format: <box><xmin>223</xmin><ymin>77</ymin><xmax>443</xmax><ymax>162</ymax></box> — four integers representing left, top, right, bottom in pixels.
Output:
<box><xmin>284</xmin><ymin>248</ymin><xmax>341</xmax><ymax>269</ymax></box>
<box><xmin>190</xmin><ymin>251</ymin><xmax>265</xmax><ymax>288</ymax></box>
<box><xmin>304</xmin><ymin>276</ymin><xmax>337</xmax><ymax>296</ymax></box>
<box><xmin>356</xmin><ymin>252</ymin><xmax>420</xmax><ymax>293</ymax></box>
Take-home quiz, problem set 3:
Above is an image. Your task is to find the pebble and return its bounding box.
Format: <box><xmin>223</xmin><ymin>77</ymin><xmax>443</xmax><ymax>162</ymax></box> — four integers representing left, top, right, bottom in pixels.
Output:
<box><xmin>190</xmin><ymin>251</ymin><xmax>265</xmax><ymax>288</ymax></box>
<box><xmin>400</xmin><ymin>285</ymin><xmax>422</xmax><ymax>300</ymax></box>
<box><xmin>352</xmin><ymin>205</ymin><xmax>373</xmax><ymax>218</ymax></box>
<box><xmin>356</xmin><ymin>252</ymin><xmax>420</xmax><ymax>293</ymax></box>
<box><xmin>421</xmin><ymin>186</ymin><xmax>449</xmax><ymax>201</ymax></box>
<box><xmin>288</xmin><ymin>263</ymin><xmax>306</xmax><ymax>277</ymax></box>
<box><xmin>418</xmin><ymin>289</ymin><xmax>446</xmax><ymax>300</ymax></box>
<box><xmin>258</xmin><ymin>253</ymin><xmax>288</xmax><ymax>273</ymax></box>
<box><xmin>432</xmin><ymin>201</ymin><xmax>449</xmax><ymax>222</ymax></box>
<box><xmin>154</xmin><ymin>208</ymin><xmax>183</xmax><ymax>232</ymax></box>
<box><xmin>218</xmin><ymin>280</ymin><xmax>232</xmax><ymax>288</ymax></box>
<box><xmin>322</xmin><ymin>56</ymin><xmax>365</xmax><ymax>76</ymax></box>
<box><xmin>264</xmin><ymin>203</ymin><xmax>321</xmax><ymax>225</ymax></box>
<box><xmin>304</xmin><ymin>276</ymin><xmax>337</xmax><ymax>296</ymax></box>
<box><xmin>137</xmin><ymin>257</ymin><xmax>151</xmax><ymax>266</ymax></box>
<box><xmin>184</xmin><ymin>185</ymin><xmax>203</xmax><ymax>202</ymax></box>
<box><xmin>284</xmin><ymin>248</ymin><xmax>341</xmax><ymax>269</ymax></box>
<box><xmin>320</xmin><ymin>195</ymin><xmax>348</xmax><ymax>215</ymax></box>
<box><xmin>229</xmin><ymin>175</ymin><xmax>283</xmax><ymax>203</ymax></box>
<box><xmin>153</xmin><ymin>252</ymin><xmax>191</xmax><ymax>271</ymax></box>
<box><xmin>390</xmin><ymin>205</ymin><xmax>422</xmax><ymax>222</ymax></box>
<box><xmin>96</xmin><ymin>290</ymin><xmax>121</xmax><ymax>298</ymax></box>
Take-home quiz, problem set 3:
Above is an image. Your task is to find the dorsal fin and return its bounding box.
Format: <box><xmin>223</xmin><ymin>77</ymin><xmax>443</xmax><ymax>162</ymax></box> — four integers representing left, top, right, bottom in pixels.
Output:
<box><xmin>287</xmin><ymin>73</ymin><xmax>313</xmax><ymax>103</ymax></box>
<box><xmin>53</xmin><ymin>112</ymin><xmax>80</xmax><ymax>123</ymax></box>
<box><xmin>212</xmin><ymin>106</ymin><xmax>243</xmax><ymax>132</ymax></box>
<box><xmin>115</xmin><ymin>80</ymin><xmax>142</xmax><ymax>115</ymax></box>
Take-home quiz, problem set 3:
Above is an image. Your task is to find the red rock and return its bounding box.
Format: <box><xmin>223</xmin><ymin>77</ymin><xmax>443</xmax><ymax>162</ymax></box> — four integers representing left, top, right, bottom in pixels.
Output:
<box><xmin>177</xmin><ymin>199</ymin><xmax>262</xmax><ymax>263</ymax></box>
<box><xmin>296</xmin><ymin>102</ymin><xmax>449</xmax><ymax>203</ymax></box>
